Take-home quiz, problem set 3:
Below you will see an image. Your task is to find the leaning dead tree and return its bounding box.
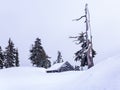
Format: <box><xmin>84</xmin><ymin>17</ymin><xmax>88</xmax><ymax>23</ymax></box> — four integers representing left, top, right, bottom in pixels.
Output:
<box><xmin>70</xmin><ymin>4</ymin><xmax>96</xmax><ymax>69</ymax></box>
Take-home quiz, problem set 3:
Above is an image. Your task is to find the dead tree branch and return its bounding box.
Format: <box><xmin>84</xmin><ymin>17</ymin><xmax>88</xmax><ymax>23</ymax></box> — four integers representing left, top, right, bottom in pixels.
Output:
<box><xmin>72</xmin><ymin>15</ymin><xmax>86</xmax><ymax>21</ymax></box>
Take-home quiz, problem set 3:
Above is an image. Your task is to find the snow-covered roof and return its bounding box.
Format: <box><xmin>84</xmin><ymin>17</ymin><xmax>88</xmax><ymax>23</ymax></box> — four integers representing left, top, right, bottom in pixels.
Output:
<box><xmin>46</xmin><ymin>61</ymin><xmax>75</xmax><ymax>73</ymax></box>
<box><xmin>47</xmin><ymin>62</ymin><xmax>65</xmax><ymax>70</ymax></box>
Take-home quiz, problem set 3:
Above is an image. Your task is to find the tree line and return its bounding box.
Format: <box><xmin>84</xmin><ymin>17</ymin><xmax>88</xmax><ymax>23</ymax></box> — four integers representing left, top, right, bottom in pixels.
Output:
<box><xmin>0</xmin><ymin>4</ymin><xmax>96</xmax><ymax>70</ymax></box>
<box><xmin>0</xmin><ymin>36</ymin><xmax>96</xmax><ymax>70</ymax></box>
<box><xmin>0</xmin><ymin>38</ymin><xmax>19</xmax><ymax>69</ymax></box>
<box><xmin>0</xmin><ymin>38</ymin><xmax>64</xmax><ymax>69</ymax></box>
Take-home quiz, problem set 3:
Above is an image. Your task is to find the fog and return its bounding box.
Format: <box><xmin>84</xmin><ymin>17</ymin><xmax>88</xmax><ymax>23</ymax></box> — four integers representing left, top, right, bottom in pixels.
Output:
<box><xmin>0</xmin><ymin>0</ymin><xmax>120</xmax><ymax>66</ymax></box>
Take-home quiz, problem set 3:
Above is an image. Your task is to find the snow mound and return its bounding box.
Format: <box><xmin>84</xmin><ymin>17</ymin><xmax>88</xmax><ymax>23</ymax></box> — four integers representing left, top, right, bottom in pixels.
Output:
<box><xmin>72</xmin><ymin>55</ymin><xmax>120</xmax><ymax>90</ymax></box>
<box><xmin>0</xmin><ymin>55</ymin><xmax>120</xmax><ymax>90</ymax></box>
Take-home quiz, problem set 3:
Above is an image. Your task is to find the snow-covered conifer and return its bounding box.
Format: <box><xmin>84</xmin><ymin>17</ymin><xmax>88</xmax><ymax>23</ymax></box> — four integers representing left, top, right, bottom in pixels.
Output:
<box><xmin>53</xmin><ymin>51</ymin><xmax>63</xmax><ymax>64</ymax></box>
<box><xmin>29</xmin><ymin>38</ymin><xmax>51</xmax><ymax>68</ymax></box>
<box><xmin>4</xmin><ymin>38</ymin><xmax>19</xmax><ymax>68</ymax></box>
<box><xmin>15</xmin><ymin>49</ymin><xmax>19</xmax><ymax>67</ymax></box>
<box><xmin>0</xmin><ymin>46</ymin><xmax>4</xmax><ymax>69</ymax></box>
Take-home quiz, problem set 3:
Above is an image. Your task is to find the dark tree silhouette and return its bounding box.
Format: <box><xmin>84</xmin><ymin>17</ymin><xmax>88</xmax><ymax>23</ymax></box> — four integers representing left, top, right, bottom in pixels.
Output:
<box><xmin>4</xmin><ymin>38</ymin><xmax>19</xmax><ymax>68</ymax></box>
<box><xmin>29</xmin><ymin>38</ymin><xmax>51</xmax><ymax>68</ymax></box>
<box><xmin>71</xmin><ymin>4</ymin><xmax>96</xmax><ymax>69</ymax></box>
<box><xmin>0</xmin><ymin>46</ymin><xmax>4</xmax><ymax>69</ymax></box>
<box><xmin>53</xmin><ymin>51</ymin><xmax>64</xmax><ymax>65</ymax></box>
<box><xmin>71</xmin><ymin>33</ymin><xmax>96</xmax><ymax>69</ymax></box>
<box><xmin>15</xmin><ymin>49</ymin><xmax>19</xmax><ymax>67</ymax></box>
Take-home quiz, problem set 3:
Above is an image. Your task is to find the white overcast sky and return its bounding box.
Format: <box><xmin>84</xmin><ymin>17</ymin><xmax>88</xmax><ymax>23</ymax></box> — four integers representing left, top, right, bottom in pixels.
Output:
<box><xmin>0</xmin><ymin>0</ymin><xmax>120</xmax><ymax>66</ymax></box>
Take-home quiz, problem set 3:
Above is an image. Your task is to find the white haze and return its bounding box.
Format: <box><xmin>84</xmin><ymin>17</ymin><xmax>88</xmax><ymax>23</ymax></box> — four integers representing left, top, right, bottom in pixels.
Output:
<box><xmin>0</xmin><ymin>0</ymin><xmax>120</xmax><ymax>66</ymax></box>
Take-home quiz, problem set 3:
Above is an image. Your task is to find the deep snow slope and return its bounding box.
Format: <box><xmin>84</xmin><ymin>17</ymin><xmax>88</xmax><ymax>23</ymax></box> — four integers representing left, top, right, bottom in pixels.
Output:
<box><xmin>0</xmin><ymin>55</ymin><xmax>120</xmax><ymax>90</ymax></box>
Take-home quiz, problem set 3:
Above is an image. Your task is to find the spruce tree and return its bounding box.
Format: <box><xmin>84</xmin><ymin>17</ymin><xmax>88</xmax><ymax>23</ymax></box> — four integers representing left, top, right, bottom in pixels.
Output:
<box><xmin>53</xmin><ymin>51</ymin><xmax>63</xmax><ymax>64</ymax></box>
<box><xmin>0</xmin><ymin>46</ymin><xmax>4</xmax><ymax>69</ymax></box>
<box><xmin>15</xmin><ymin>49</ymin><xmax>19</xmax><ymax>67</ymax></box>
<box><xmin>29</xmin><ymin>38</ymin><xmax>51</xmax><ymax>68</ymax></box>
<box><xmin>4</xmin><ymin>38</ymin><xmax>19</xmax><ymax>68</ymax></box>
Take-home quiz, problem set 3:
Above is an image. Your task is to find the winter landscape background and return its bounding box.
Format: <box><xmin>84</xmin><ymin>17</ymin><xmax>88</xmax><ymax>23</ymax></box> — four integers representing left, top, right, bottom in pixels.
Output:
<box><xmin>0</xmin><ymin>0</ymin><xmax>120</xmax><ymax>90</ymax></box>
<box><xmin>0</xmin><ymin>0</ymin><xmax>120</xmax><ymax>65</ymax></box>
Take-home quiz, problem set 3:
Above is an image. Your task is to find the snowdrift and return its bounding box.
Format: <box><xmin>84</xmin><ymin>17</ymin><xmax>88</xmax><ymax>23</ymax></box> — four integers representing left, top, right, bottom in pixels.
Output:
<box><xmin>0</xmin><ymin>55</ymin><xmax>120</xmax><ymax>90</ymax></box>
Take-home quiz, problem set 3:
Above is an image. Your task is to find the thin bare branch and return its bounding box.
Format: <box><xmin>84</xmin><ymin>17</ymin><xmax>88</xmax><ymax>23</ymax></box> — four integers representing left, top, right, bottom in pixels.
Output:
<box><xmin>72</xmin><ymin>15</ymin><xmax>86</xmax><ymax>21</ymax></box>
<box><xmin>69</xmin><ymin>36</ymin><xmax>78</xmax><ymax>38</ymax></box>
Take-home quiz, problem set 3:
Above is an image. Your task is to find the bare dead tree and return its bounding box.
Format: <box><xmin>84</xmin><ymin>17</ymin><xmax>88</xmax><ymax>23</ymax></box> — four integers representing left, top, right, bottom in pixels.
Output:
<box><xmin>72</xmin><ymin>3</ymin><xmax>96</xmax><ymax>69</ymax></box>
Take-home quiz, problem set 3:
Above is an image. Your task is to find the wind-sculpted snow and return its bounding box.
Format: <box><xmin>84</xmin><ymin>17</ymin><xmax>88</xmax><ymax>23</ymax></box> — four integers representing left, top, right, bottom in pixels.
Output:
<box><xmin>0</xmin><ymin>55</ymin><xmax>120</xmax><ymax>90</ymax></box>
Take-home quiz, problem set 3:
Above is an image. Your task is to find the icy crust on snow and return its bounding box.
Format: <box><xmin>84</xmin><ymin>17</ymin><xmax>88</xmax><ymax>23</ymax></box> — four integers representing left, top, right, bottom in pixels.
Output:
<box><xmin>0</xmin><ymin>55</ymin><xmax>120</xmax><ymax>90</ymax></box>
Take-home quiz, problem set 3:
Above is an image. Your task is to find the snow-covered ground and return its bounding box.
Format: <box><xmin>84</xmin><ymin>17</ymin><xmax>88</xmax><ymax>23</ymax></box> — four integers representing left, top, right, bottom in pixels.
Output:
<box><xmin>0</xmin><ymin>55</ymin><xmax>120</xmax><ymax>90</ymax></box>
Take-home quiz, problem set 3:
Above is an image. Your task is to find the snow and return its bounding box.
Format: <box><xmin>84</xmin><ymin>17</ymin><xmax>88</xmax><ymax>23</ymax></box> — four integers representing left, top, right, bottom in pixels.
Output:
<box><xmin>47</xmin><ymin>62</ymin><xmax>64</xmax><ymax>70</ymax></box>
<box><xmin>0</xmin><ymin>55</ymin><xmax>120</xmax><ymax>90</ymax></box>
